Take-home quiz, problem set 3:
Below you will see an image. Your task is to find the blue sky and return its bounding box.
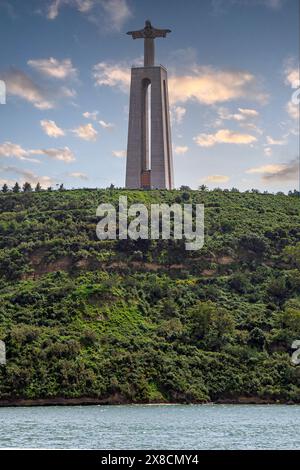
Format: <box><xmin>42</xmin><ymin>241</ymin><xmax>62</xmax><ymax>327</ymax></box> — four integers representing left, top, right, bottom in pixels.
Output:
<box><xmin>0</xmin><ymin>0</ymin><xmax>299</xmax><ymax>191</ymax></box>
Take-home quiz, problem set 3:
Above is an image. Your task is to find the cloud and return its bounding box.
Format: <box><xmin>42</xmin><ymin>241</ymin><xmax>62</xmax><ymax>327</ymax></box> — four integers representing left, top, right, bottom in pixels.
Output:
<box><xmin>32</xmin><ymin>147</ymin><xmax>76</xmax><ymax>162</ymax></box>
<box><xmin>99</xmin><ymin>119</ymin><xmax>114</xmax><ymax>129</ymax></box>
<box><xmin>72</xmin><ymin>123</ymin><xmax>98</xmax><ymax>141</ymax></box>
<box><xmin>93</xmin><ymin>61</ymin><xmax>267</xmax><ymax>106</ymax></box>
<box><xmin>112</xmin><ymin>150</ymin><xmax>126</xmax><ymax>158</ymax></box>
<box><xmin>284</xmin><ymin>59</ymin><xmax>300</xmax><ymax>121</ymax></box>
<box><xmin>194</xmin><ymin>129</ymin><xmax>257</xmax><ymax>147</ymax></box>
<box><xmin>46</xmin><ymin>0</ymin><xmax>131</xmax><ymax>31</ymax></box>
<box><xmin>0</xmin><ymin>141</ymin><xmax>75</xmax><ymax>163</ymax></box>
<box><xmin>1</xmin><ymin>68</ymin><xmax>54</xmax><ymax>109</ymax></box>
<box><xmin>28</xmin><ymin>57</ymin><xmax>77</xmax><ymax>80</ymax></box>
<box><xmin>47</xmin><ymin>0</ymin><xmax>94</xmax><ymax>19</ymax></box>
<box><xmin>212</xmin><ymin>0</ymin><xmax>285</xmax><ymax>13</ymax></box>
<box><xmin>0</xmin><ymin>142</ymin><xmax>40</xmax><ymax>162</ymax></box>
<box><xmin>266</xmin><ymin>135</ymin><xmax>286</xmax><ymax>145</ymax></box>
<box><xmin>284</xmin><ymin>60</ymin><xmax>300</xmax><ymax>89</ymax></box>
<box><xmin>264</xmin><ymin>147</ymin><xmax>272</xmax><ymax>157</ymax></box>
<box><xmin>99</xmin><ymin>0</ymin><xmax>132</xmax><ymax>31</ymax></box>
<box><xmin>218</xmin><ymin>107</ymin><xmax>259</xmax><ymax>122</ymax></box>
<box><xmin>168</xmin><ymin>67</ymin><xmax>267</xmax><ymax>105</ymax></box>
<box><xmin>240</xmin><ymin>122</ymin><xmax>263</xmax><ymax>135</ymax></box>
<box><xmin>0</xmin><ymin>67</ymin><xmax>76</xmax><ymax>109</ymax></box>
<box><xmin>204</xmin><ymin>175</ymin><xmax>230</xmax><ymax>183</ymax></box>
<box><xmin>2</xmin><ymin>166</ymin><xmax>54</xmax><ymax>188</ymax></box>
<box><xmin>286</xmin><ymin>100</ymin><xmax>299</xmax><ymax>121</ymax></box>
<box><xmin>47</xmin><ymin>0</ymin><xmax>62</xmax><ymax>19</ymax></box>
<box><xmin>174</xmin><ymin>146</ymin><xmax>189</xmax><ymax>155</ymax></box>
<box><xmin>83</xmin><ymin>110</ymin><xmax>98</xmax><ymax>120</ymax></box>
<box><xmin>171</xmin><ymin>106</ymin><xmax>186</xmax><ymax>125</ymax></box>
<box><xmin>246</xmin><ymin>159</ymin><xmax>299</xmax><ymax>182</ymax></box>
<box><xmin>68</xmin><ymin>171</ymin><xmax>88</xmax><ymax>180</ymax></box>
<box><xmin>40</xmin><ymin>120</ymin><xmax>65</xmax><ymax>138</ymax></box>
<box><xmin>93</xmin><ymin>61</ymin><xmax>131</xmax><ymax>91</ymax></box>
<box><xmin>246</xmin><ymin>164</ymin><xmax>284</xmax><ymax>174</ymax></box>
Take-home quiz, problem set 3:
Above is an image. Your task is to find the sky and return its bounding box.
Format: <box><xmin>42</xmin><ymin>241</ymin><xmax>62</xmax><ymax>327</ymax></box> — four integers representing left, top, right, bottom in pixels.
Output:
<box><xmin>0</xmin><ymin>0</ymin><xmax>299</xmax><ymax>191</ymax></box>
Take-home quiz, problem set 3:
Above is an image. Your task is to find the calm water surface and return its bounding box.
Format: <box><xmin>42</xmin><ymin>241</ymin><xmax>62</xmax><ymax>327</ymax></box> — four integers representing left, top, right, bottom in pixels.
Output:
<box><xmin>0</xmin><ymin>404</ymin><xmax>299</xmax><ymax>449</ymax></box>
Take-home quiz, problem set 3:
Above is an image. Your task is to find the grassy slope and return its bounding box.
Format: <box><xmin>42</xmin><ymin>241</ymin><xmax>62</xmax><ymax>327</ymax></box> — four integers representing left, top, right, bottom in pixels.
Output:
<box><xmin>0</xmin><ymin>188</ymin><xmax>300</xmax><ymax>403</ymax></box>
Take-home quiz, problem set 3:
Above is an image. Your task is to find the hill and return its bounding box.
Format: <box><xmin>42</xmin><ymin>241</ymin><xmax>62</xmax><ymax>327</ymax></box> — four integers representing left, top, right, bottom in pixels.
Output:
<box><xmin>0</xmin><ymin>188</ymin><xmax>300</xmax><ymax>404</ymax></box>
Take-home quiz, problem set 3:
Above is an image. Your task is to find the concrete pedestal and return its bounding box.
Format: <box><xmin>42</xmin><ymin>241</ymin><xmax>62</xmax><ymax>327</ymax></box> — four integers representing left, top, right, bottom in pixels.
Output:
<box><xmin>126</xmin><ymin>66</ymin><xmax>174</xmax><ymax>190</ymax></box>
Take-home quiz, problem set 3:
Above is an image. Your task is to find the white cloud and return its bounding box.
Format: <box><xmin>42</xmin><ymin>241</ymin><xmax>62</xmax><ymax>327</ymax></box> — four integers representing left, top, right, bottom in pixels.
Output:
<box><xmin>93</xmin><ymin>61</ymin><xmax>131</xmax><ymax>92</ymax></box>
<box><xmin>68</xmin><ymin>171</ymin><xmax>88</xmax><ymax>180</ymax></box>
<box><xmin>246</xmin><ymin>159</ymin><xmax>299</xmax><ymax>182</ymax></box>
<box><xmin>246</xmin><ymin>164</ymin><xmax>284</xmax><ymax>174</ymax></box>
<box><xmin>0</xmin><ymin>142</ymin><xmax>40</xmax><ymax>162</ymax></box>
<box><xmin>284</xmin><ymin>61</ymin><xmax>300</xmax><ymax>89</ymax></box>
<box><xmin>194</xmin><ymin>129</ymin><xmax>257</xmax><ymax>147</ymax></box>
<box><xmin>284</xmin><ymin>59</ymin><xmax>300</xmax><ymax>121</ymax></box>
<box><xmin>174</xmin><ymin>146</ymin><xmax>189</xmax><ymax>155</ymax></box>
<box><xmin>203</xmin><ymin>175</ymin><xmax>230</xmax><ymax>183</ymax></box>
<box><xmin>83</xmin><ymin>110</ymin><xmax>98</xmax><ymax>120</ymax></box>
<box><xmin>0</xmin><ymin>141</ymin><xmax>75</xmax><ymax>163</ymax></box>
<box><xmin>47</xmin><ymin>0</ymin><xmax>61</xmax><ymax>19</ymax></box>
<box><xmin>168</xmin><ymin>66</ymin><xmax>267</xmax><ymax>106</ymax></box>
<box><xmin>47</xmin><ymin>0</ymin><xmax>94</xmax><ymax>19</ymax></box>
<box><xmin>286</xmin><ymin>100</ymin><xmax>299</xmax><ymax>121</ymax></box>
<box><xmin>238</xmin><ymin>108</ymin><xmax>259</xmax><ymax>118</ymax></box>
<box><xmin>99</xmin><ymin>120</ymin><xmax>114</xmax><ymax>129</ymax></box>
<box><xmin>112</xmin><ymin>150</ymin><xmax>126</xmax><ymax>158</ymax></box>
<box><xmin>46</xmin><ymin>0</ymin><xmax>131</xmax><ymax>31</ymax></box>
<box><xmin>266</xmin><ymin>135</ymin><xmax>286</xmax><ymax>146</ymax></box>
<box><xmin>40</xmin><ymin>120</ymin><xmax>65</xmax><ymax>138</ymax></box>
<box><xmin>171</xmin><ymin>106</ymin><xmax>186</xmax><ymax>125</ymax></box>
<box><xmin>100</xmin><ymin>0</ymin><xmax>132</xmax><ymax>31</ymax></box>
<box><xmin>60</xmin><ymin>86</ymin><xmax>77</xmax><ymax>98</ymax></box>
<box><xmin>0</xmin><ymin>68</ymin><xmax>76</xmax><ymax>109</ymax></box>
<box><xmin>212</xmin><ymin>0</ymin><xmax>285</xmax><ymax>13</ymax></box>
<box><xmin>1</xmin><ymin>68</ymin><xmax>54</xmax><ymax>109</ymax></box>
<box><xmin>72</xmin><ymin>123</ymin><xmax>98</xmax><ymax>141</ymax></box>
<box><xmin>33</xmin><ymin>147</ymin><xmax>76</xmax><ymax>162</ymax></box>
<box><xmin>28</xmin><ymin>57</ymin><xmax>77</xmax><ymax>80</ymax></box>
<box><xmin>264</xmin><ymin>147</ymin><xmax>272</xmax><ymax>157</ymax></box>
<box><xmin>240</xmin><ymin>122</ymin><xmax>263</xmax><ymax>135</ymax></box>
<box><xmin>218</xmin><ymin>107</ymin><xmax>259</xmax><ymax>122</ymax></box>
<box><xmin>93</xmin><ymin>61</ymin><xmax>266</xmax><ymax>106</ymax></box>
<box><xmin>2</xmin><ymin>166</ymin><xmax>54</xmax><ymax>188</ymax></box>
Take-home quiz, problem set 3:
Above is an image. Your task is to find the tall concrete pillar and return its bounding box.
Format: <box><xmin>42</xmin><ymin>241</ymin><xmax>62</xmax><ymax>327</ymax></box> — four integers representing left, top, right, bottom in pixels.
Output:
<box><xmin>126</xmin><ymin>66</ymin><xmax>174</xmax><ymax>189</ymax></box>
<box><xmin>126</xmin><ymin>21</ymin><xmax>174</xmax><ymax>190</ymax></box>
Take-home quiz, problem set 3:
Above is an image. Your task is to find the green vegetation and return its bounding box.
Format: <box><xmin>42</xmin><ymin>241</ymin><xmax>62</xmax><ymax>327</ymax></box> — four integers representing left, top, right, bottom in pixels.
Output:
<box><xmin>0</xmin><ymin>187</ymin><xmax>300</xmax><ymax>403</ymax></box>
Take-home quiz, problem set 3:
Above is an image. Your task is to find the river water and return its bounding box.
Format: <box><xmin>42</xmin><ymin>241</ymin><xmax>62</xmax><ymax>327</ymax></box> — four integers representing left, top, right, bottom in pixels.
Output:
<box><xmin>0</xmin><ymin>404</ymin><xmax>299</xmax><ymax>449</ymax></box>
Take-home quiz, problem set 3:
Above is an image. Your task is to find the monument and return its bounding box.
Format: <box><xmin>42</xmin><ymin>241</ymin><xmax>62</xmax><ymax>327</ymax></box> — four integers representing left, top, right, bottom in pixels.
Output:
<box><xmin>125</xmin><ymin>20</ymin><xmax>174</xmax><ymax>190</ymax></box>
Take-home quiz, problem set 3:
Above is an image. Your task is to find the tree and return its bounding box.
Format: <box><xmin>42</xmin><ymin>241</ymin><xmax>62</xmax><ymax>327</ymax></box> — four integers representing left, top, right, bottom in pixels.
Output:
<box><xmin>283</xmin><ymin>243</ymin><xmax>300</xmax><ymax>270</ymax></box>
<box><xmin>1</xmin><ymin>183</ymin><xmax>8</xmax><ymax>193</ymax></box>
<box><xmin>58</xmin><ymin>183</ymin><xmax>64</xmax><ymax>191</ymax></box>
<box><xmin>35</xmin><ymin>182</ymin><xmax>42</xmax><ymax>192</ymax></box>
<box><xmin>198</xmin><ymin>184</ymin><xmax>208</xmax><ymax>191</ymax></box>
<box><xmin>23</xmin><ymin>182</ymin><xmax>32</xmax><ymax>193</ymax></box>
<box><xmin>180</xmin><ymin>185</ymin><xmax>191</xmax><ymax>191</ymax></box>
<box><xmin>12</xmin><ymin>182</ymin><xmax>20</xmax><ymax>193</ymax></box>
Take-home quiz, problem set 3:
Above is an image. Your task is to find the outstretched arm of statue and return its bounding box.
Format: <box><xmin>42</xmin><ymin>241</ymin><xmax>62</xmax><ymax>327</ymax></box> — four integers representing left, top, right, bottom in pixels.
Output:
<box><xmin>152</xmin><ymin>28</ymin><xmax>171</xmax><ymax>38</ymax></box>
<box><xmin>127</xmin><ymin>30</ymin><xmax>144</xmax><ymax>39</ymax></box>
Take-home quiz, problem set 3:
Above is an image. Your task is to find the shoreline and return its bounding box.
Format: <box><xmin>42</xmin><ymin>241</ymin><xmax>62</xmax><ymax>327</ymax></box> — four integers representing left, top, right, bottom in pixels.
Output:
<box><xmin>0</xmin><ymin>396</ymin><xmax>297</xmax><ymax>407</ymax></box>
